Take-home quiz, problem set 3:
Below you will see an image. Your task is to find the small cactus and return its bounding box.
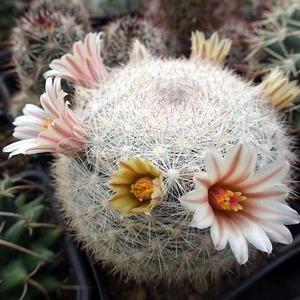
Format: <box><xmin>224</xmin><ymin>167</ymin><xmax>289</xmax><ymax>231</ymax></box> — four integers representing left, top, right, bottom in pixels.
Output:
<box><xmin>247</xmin><ymin>0</ymin><xmax>300</xmax><ymax>80</ymax></box>
<box><xmin>100</xmin><ymin>15</ymin><xmax>170</xmax><ymax>67</ymax></box>
<box><xmin>9</xmin><ymin>0</ymin><xmax>90</xmax><ymax>117</ymax></box>
<box><xmin>145</xmin><ymin>0</ymin><xmax>266</xmax><ymax>56</ymax></box>
<box><xmin>247</xmin><ymin>1</ymin><xmax>300</xmax><ymax>130</ymax></box>
<box><xmin>0</xmin><ymin>175</ymin><xmax>64</xmax><ymax>300</ymax></box>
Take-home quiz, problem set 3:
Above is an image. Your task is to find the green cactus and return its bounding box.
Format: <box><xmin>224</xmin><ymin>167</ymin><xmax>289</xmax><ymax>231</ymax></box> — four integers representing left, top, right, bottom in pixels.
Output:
<box><xmin>248</xmin><ymin>0</ymin><xmax>300</xmax><ymax>78</ymax></box>
<box><xmin>0</xmin><ymin>176</ymin><xmax>64</xmax><ymax>300</ymax></box>
<box><xmin>9</xmin><ymin>0</ymin><xmax>91</xmax><ymax>117</ymax></box>
<box><xmin>247</xmin><ymin>1</ymin><xmax>300</xmax><ymax>126</ymax></box>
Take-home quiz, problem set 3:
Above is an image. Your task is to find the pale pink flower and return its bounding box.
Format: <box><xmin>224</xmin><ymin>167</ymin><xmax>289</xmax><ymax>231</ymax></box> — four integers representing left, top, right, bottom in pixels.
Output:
<box><xmin>3</xmin><ymin>78</ymin><xmax>87</xmax><ymax>157</ymax></box>
<box><xmin>45</xmin><ymin>32</ymin><xmax>107</xmax><ymax>87</ymax></box>
<box><xmin>179</xmin><ymin>142</ymin><xmax>299</xmax><ymax>264</ymax></box>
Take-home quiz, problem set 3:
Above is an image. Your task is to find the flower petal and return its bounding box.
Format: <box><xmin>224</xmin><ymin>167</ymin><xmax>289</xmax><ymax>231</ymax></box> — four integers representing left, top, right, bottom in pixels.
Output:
<box><xmin>13</xmin><ymin>127</ymin><xmax>41</xmax><ymax>140</ymax></box>
<box><xmin>13</xmin><ymin>115</ymin><xmax>46</xmax><ymax>128</ymax></box>
<box><xmin>227</xmin><ymin>212</ymin><xmax>272</xmax><ymax>254</ymax></box>
<box><xmin>205</xmin><ymin>147</ymin><xmax>225</xmax><ymax>184</ymax></box>
<box><xmin>190</xmin><ymin>203</ymin><xmax>215</xmax><ymax>229</ymax></box>
<box><xmin>40</xmin><ymin>78</ymin><xmax>66</xmax><ymax>119</ymax></box>
<box><xmin>210</xmin><ymin>211</ymin><xmax>229</xmax><ymax>250</ymax></box>
<box><xmin>179</xmin><ymin>188</ymin><xmax>208</xmax><ymax>212</ymax></box>
<box><xmin>3</xmin><ymin>139</ymin><xmax>37</xmax><ymax>157</ymax></box>
<box><xmin>223</xmin><ymin>216</ymin><xmax>249</xmax><ymax>264</ymax></box>
<box><xmin>242</xmin><ymin>184</ymin><xmax>289</xmax><ymax>202</ymax></box>
<box><xmin>45</xmin><ymin>32</ymin><xmax>107</xmax><ymax>87</ymax></box>
<box><xmin>234</xmin><ymin>160</ymin><xmax>289</xmax><ymax>193</ymax></box>
<box><xmin>242</xmin><ymin>200</ymin><xmax>300</xmax><ymax>225</ymax></box>
<box><xmin>22</xmin><ymin>104</ymin><xmax>50</xmax><ymax>120</ymax></box>
<box><xmin>221</xmin><ymin>142</ymin><xmax>257</xmax><ymax>185</ymax></box>
<box><xmin>240</xmin><ymin>211</ymin><xmax>293</xmax><ymax>244</ymax></box>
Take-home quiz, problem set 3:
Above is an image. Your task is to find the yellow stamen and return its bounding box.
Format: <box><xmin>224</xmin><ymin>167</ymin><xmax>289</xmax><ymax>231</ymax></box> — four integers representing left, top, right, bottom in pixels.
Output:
<box><xmin>216</xmin><ymin>189</ymin><xmax>246</xmax><ymax>211</ymax></box>
<box><xmin>130</xmin><ymin>177</ymin><xmax>153</xmax><ymax>201</ymax></box>
<box><xmin>41</xmin><ymin>117</ymin><xmax>53</xmax><ymax>131</ymax></box>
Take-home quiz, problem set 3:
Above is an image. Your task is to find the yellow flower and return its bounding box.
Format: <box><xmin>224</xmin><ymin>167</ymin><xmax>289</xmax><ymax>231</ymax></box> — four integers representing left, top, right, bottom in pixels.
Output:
<box><xmin>108</xmin><ymin>157</ymin><xmax>163</xmax><ymax>217</ymax></box>
<box><xmin>259</xmin><ymin>67</ymin><xmax>300</xmax><ymax>110</ymax></box>
<box><xmin>190</xmin><ymin>31</ymin><xmax>232</xmax><ymax>64</ymax></box>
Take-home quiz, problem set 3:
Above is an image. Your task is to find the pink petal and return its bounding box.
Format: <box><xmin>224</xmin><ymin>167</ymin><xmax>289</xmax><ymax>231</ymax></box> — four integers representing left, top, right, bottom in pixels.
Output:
<box><xmin>22</xmin><ymin>104</ymin><xmax>50</xmax><ymax>120</ymax></box>
<box><xmin>179</xmin><ymin>187</ymin><xmax>209</xmax><ymax>212</ymax></box>
<box><xmin>44</xmin><ymin>70</ymin><xmax>59</xmax><ymax>78</ymax></box>
<box><xmin>227</xmin><ymin>212</ymin><xmax>272</xmax><ymax>253</ymax></box>
<box><xmin>240</xmin><ymin>211</ymin><xmax>293</xmax><ymax>244</ymax></box>
<box><xmin>190</xmin><ymin>203</ymin><xmax>215</xmax><ymax>229</ymax></box>
<box><xmin>234</xmin><ymin>160</ymin><xmax>289</xmax><ymax>193</ymax></box>
<box><xmin>40</xmin><ymin>78</ymin><xmax>66</xmax><ymax>118</ymax></box>
<box><xmin>13</xmin><ymin>127</ymin><xmax>41</xmax><ymax>139</ymax></box>
<box><xmin>46</xmin><ymin>33</ymin><xmax>107</xmax><ymax>87</ymax></box>
<box><xmin>13</xmin><ymin>116</ymin><xmax>45</xmax><ymax>128</ymax></box>
<box><xmin>221</xmin><ymin>142</ymin><xmax>257</xmax><ymax>185</ymax></box>
<box><xmin>210</xmin><ymin>211</ymin><xmax>229</xmax><ymax>250</ymax></box>
<box><xmin>194</xmin><ymin>172</ymin><xmax>211</xmax><ymax>189</ymax></box>
<box><xmin>37</xmin><ymin>119</ymin><xmax>75</xmax><ymax>145</ymax></box>
<box><xmin>223</xmin><ymin>216</ymin><xmax>249</xmax><ymax>264</ymax></box>
<box><xmin>3</xmin><ymin>139</ymin><xmax>37</xmax><ymax>157</ymax></box>
<box><xmin>242</xmin><ymin>200</ymin><xmax>300</xmax><ymax>225</ymax></box>
<box><xmin>24</xmin><ymin>144</ymin><xmax>57</xmax><ymax>155</ymax></box>
<box><xmin>205</xmin><ymin>147</ymin><xmax>225</xmax><ymax>184</ymax></box>
<box><xmin>242</xmin><ymin>184</ymin><xmax>289</xmax><ymax>202</ymax></box>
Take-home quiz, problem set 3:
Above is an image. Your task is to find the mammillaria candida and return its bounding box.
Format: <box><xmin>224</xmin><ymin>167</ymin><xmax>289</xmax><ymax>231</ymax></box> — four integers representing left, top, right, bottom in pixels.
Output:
<box><xmin>5</xmin><ymin>31</ymin><xmax>300</xmax><ymax>293</ymax></box>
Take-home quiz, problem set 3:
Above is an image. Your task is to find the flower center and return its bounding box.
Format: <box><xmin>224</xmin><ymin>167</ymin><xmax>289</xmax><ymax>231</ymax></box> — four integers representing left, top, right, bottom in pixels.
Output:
<box><xmin>130</xmin><ymin>177</ymin><xmax>154</xmax><ymax>201</ymax></box>
<box><xmin>41</xmin><ymin>117</ymin><xmax>54</xmax><ymax>131</ymax></box>
<box><xmin>209</xmin><ymin>186</ymin><xmax>246</xmax><ymax>212</ymax></box>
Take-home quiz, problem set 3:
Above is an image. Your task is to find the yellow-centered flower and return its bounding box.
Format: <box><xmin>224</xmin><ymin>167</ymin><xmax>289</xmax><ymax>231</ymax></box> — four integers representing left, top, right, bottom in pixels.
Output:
<box><xmin>108</xmin><ymin>157</ymin><xmax>163</xmax><ymax>217</ymax></box>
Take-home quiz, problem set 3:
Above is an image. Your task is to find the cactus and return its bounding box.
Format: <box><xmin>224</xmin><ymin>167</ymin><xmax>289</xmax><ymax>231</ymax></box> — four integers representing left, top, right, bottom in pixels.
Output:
<box><xmin>248</xmin><ymin>0</ymin><xmax>300</xmax><ymax>79</ymax></box>
<box><xmin>4</xmin><ymin>32</ymin><xmax>300</xmax><ymax>297</ymax></box>
<box><xmin>44</xmin><ymin>34</ymin><xmax>297</xmax><ymax>293</ymax></box>
<box><xmin>247</xmin><ymin>0</ymin><xmax>300</xmax><ymax>127</ymax></box>
<box><xmin>100</xmin><ymin>15</ymin><xmax>171</xmax><ymax>67</ymax></box>
<box><xmin>84</xmin><ymin>0</ymin><xmax>145</xmax><ymax>17</ymax></box>
<box><xmin>9</xmin><ymin>0</ymin><xmax>90</xmax><ymax>117</ymax></box>
<box><xmin>0</xmin><ymin>175</ymin><xmax>64</xmax><ymax>300</ymax></box>
<box><xmin>144</xmin><ymin>0</ymin><xmax>266</xmax><ymax>57</ymax></box>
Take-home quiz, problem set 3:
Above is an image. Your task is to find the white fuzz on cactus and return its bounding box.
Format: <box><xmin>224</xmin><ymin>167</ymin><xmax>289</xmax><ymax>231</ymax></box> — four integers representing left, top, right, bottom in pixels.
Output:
<box><xmin>5</xmin><ymin>31</ymin><xmax>300</xmax><ymax>290</ymax></box>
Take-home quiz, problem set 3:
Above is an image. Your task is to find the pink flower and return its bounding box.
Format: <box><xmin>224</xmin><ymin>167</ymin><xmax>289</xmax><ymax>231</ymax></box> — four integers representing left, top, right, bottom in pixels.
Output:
<box><xmin>179</xmin><ymin>142</ymin><xmax>300</xmax><ymax>264</ymax></box>
<box><xmin>45</xmin><ymin>32</ymin><xmax>107</xmax><ymax>87</ymax></box>
<box><xmin>3</xmin><ymin>78</ymin><xmax>87</xmax><ymax>157</ymax></box>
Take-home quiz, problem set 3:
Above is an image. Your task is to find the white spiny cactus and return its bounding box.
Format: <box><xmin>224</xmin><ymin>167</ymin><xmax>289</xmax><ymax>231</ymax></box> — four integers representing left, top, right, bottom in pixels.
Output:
<box><xmin>5</xmin><ymin>32</ymin><xmax>299</xmax><ymax>293</ymax></box>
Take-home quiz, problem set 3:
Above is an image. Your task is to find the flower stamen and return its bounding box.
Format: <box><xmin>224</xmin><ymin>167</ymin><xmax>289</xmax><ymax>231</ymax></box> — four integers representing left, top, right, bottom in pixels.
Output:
<box><xmin>130</xmin><ymin>177</ymin><xmax>154</xmax><ymax>201</ymax></box>
<box><xmin>209</xmin><ymin>186</ymin><xmax>246</xmax><ymax>212</ymax></box>
<box><xmin>41</xmin><ymin>117</ymin><xmax>53</xmax><ymax>131</ymax></box>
